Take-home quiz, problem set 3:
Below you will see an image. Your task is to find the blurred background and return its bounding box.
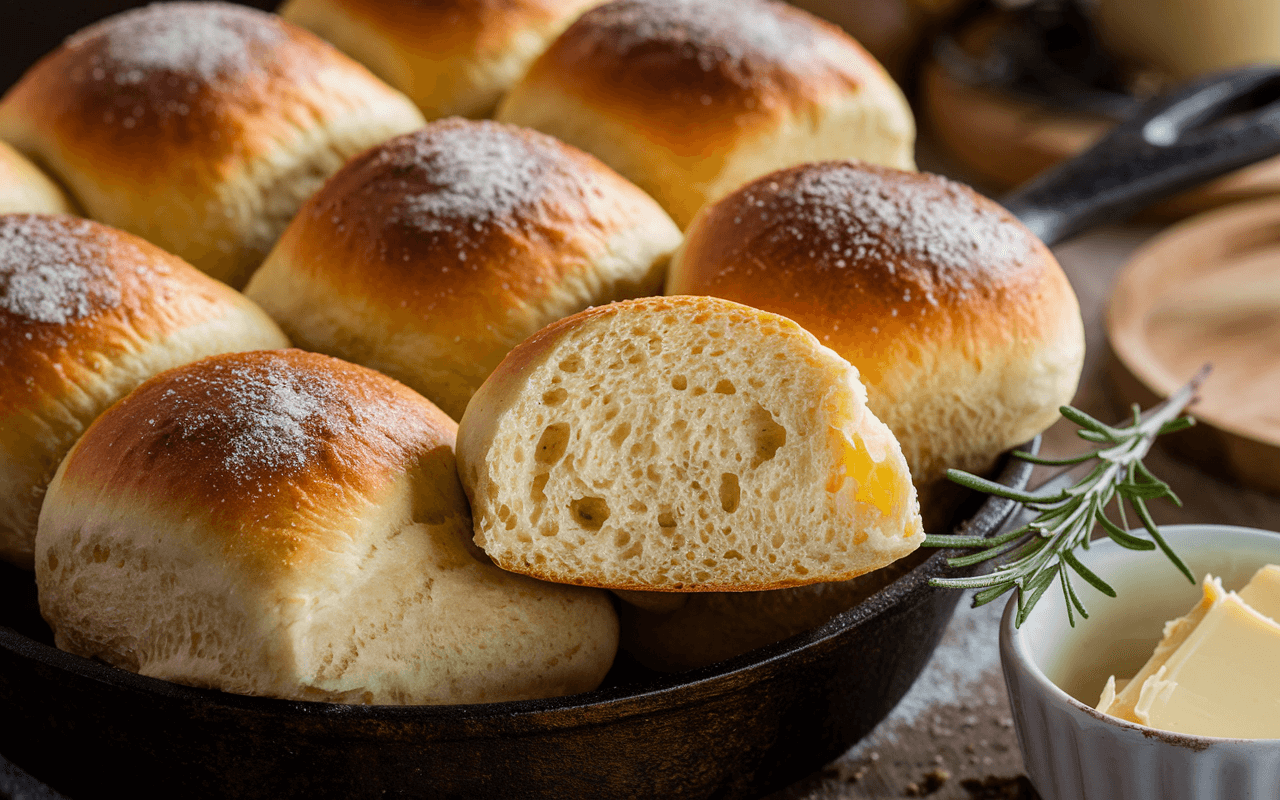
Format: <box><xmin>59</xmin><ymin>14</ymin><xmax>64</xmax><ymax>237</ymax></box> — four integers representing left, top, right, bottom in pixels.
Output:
<box><xmin>3</xmin><ymin>2</ymin><xmax>1277</xmax><ymax>798</ymax></box>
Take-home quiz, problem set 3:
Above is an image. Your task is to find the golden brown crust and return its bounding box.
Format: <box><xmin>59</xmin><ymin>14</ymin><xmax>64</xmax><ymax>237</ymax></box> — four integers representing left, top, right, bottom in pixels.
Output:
<box><xmin>247</xmin><ymin>118</ymin><xmax>680</xmax><ymax>419</ymax></box>
<box><xmin>517</xmin><ymin>0</ymin><xmax>878</xmax><ymax>152</ymax></box>
<box><xmin>667</xmin><ymin>161</ymin><xmax>1084</xmax><ymax>526</ymax></box>
<box><xmin>0</xmin><ymin>213</ymin><xmax>289</xmax><ymax>568</ymax></box>
<box><xmin>0</xmin><ymin>2</ymin><xmax>424</xmax><ymax>286</ymax></box>
<box><xmin>667</xmin><ymin>161</ymin><xmax>1058</xmax><ymax>388</ymax></box>
<box><xmin>275</xmin><ymin>119</ymin><xmax>662</xmax><ymax>320</ymax></box>
<box><xmin>0</xmin><ymin>215</ymin><xmax>270</xmax><ymax>414</ymax></box>
<box><xmin>295</xmin><ymin>0</ymin><xmax>594</xmax><ymax>53</ymax></box>
<box><xmin>280</xmin><ymin>0</ymin><xmax>604</xmax><ymax>119</ymax></box>
<box><xmin>59</xmin><ymin>349</ymin><xmax>458</xmax><ymax>578</ymax></box>
<box><xmin>3</xmin><ymin>4</ymin><xmax>347</xmax><ymax>185</ymax></box>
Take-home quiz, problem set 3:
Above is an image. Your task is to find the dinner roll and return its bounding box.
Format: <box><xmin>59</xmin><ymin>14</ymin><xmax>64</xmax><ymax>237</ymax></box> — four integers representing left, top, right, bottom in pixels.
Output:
<box><xmin>456</xmin><ymin>295</ymin><xmax>924</xmax><ymax>592</ymax></box>
<box><xmin>0</xmin><ymin>143</ymin><xmax>75</xmax><ymax>215</ymax></box>
<box><xmin>0</xmin><ymin>2</ymin><xmax>425</xmax><ymax>288</ymax></box>
<box><xmin>279</xmin><ymin>0</ymin><xmax>603</xmax><ymax>119</ymax></box>
<box><xmin>666</xmin><ymin>162</ymin><xmax>1085</xmax><ymax>524</ymax></box>
<box><xmin>36</xmin><ymin>349</ymin><xmax>619</xmax><ymax>705</ymax></box>
<box><xmin>245</xmin><ymin>118</ymin><xmax>682</xmax><ymax>421</ymax></box>
<box><xmin>0</xmin><ymin>214</ymin><xmax>288</xmax><ymax>570</ymax></box>
<box><xmin>496</xmin><ymin>0</ymin><xmax>916</xmax><ymax>227</ymax></box>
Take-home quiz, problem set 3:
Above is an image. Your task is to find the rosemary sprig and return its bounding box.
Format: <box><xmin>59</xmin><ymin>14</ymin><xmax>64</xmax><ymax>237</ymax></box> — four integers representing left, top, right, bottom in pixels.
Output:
<box><xmin>923</xmin><ymin>367</ymin><xmax>1207</xmax><ymax>628</ymax></box>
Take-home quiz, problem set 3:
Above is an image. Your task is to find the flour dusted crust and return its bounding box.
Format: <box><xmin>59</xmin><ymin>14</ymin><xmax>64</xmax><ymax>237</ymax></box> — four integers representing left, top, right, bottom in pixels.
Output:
<box><xmin>667</xmin><ymin>161</ymin><xmax>1085</xmax><ymax>525</ymax></box>
<box><xmin>246</xmin><ymin>118</ymin><xmax>681</xmax><ymax>421</ymax></box>
<box><xmin>456</xmin><ymin>295</ymin><xmax>924</xmax><ymax>592</ymax></box>
<box><xmin>497</xmin><ymin>0</ymin><xmax>915</xmax><ymax>226</ymax></box>
<box><xmin>36</xmin><ymin>349</ymin><xmax>619</xmax><ymax>705</ymax></box>
<box><xmin>280</xmin><ymin>0</ymin><xmax>603</xmax><ymax>119</ymax></box>
<box><xmin>0</xmin><ymin>2</ymin><xmax>424</xmax><ymax>287</ymax></box>
<box><xmin>0</xmin><ymin>214</ymin><xmax>288</xmax><ymax>569</ymax></box>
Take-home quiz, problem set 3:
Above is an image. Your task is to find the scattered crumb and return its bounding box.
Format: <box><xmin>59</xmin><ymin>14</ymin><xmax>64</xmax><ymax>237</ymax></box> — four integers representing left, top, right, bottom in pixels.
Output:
<box><xmin>819</xmin><ymin>762</ymin><xmax>868</xmax><ymax>784</ymax></box>
<box><xmin>904</xmin><ymin>767</ymin><xmax>950</xmax><ymax>796</ymax></box>
<box><xmin>961</xmin><ymin>775</ymin><xmax>1040</xmax><ymax>799</ymax></box>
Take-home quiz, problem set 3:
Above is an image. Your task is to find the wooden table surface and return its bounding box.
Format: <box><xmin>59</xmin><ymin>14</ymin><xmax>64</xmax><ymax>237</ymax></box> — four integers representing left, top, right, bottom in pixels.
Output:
<box><xmin>769</xmin><ymin>220</ymin><xmax>1280</xmax><ymax>800</ymax></box>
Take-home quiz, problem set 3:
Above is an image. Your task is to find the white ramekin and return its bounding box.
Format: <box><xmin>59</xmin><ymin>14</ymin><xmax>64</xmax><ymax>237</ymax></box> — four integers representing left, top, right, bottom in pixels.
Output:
<box><xmin>1000</xmin><ymin>524</ymin><xmax>1280</xmax><ymax>800</ymax></box>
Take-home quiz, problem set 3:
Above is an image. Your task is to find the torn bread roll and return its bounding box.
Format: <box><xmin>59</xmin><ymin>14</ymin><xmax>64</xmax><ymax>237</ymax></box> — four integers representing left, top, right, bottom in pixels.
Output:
<box><xmin>456</xmin><ymin>295</ymin><xmax>924</xmax><ymax>592</ymax></box>
<box><xmin>0</xmin><ymin>143</ymin><xmax>75</xmax><ymax>215</ymax></box>
<box><xmin>666</xmin><ymin>161</ymin><xmax>1085</xmax><ymax>528</ymax></box>
<box><xmin>0</xmin><ymin>2</ymin><xmax>425</xmax><ymax>288</ymax></box>
<box><xmin>245</xmin><ymin>118</ymin><xmax>682</xmax><ymax>421</ymax></box>
<box><xmin>279</xmin><ymin>0</ymin><xmax>604</xmax><ymax>119</ymax></box>
<box><xmin>36</xmin><ymin>349</ymin><xmax>619</xmax><ymax>705</ymax></box>
<box><xmin>497</xmin><ymin>0</ymin><xmax>916</xmax><ymax>227</ymax></box>
<box><xmin>0</xmin><ymin>214</ymin><xmax>288</xmax><ymax>569</ymax></box>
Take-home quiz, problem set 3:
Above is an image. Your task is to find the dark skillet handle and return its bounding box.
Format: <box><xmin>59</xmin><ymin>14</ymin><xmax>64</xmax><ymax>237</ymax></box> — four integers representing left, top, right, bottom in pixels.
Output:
<box><xmin>1001</xmin><ymin>66</ymin><xmax>1280</xmax><ymax>246</ymax></box>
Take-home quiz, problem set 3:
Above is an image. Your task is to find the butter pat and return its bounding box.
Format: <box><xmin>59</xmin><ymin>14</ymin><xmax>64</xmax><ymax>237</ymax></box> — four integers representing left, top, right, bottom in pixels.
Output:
<box><xmin>1239</xmin><ymin>564</ymin><xmax>1280</xmax><ymax>622</ymax></box>
<box><xmin>1097</xmin><ymin>565</ymin><xmax>1280</xmax><ymax>739</ymax></box>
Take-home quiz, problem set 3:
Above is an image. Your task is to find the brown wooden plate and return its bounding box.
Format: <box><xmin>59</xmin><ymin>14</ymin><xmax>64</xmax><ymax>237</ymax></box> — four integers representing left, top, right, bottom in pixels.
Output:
<box><xmin>1108</xmin><ymin>197</ymin><xmax>1280</xmax><ymax>494</ymax></box>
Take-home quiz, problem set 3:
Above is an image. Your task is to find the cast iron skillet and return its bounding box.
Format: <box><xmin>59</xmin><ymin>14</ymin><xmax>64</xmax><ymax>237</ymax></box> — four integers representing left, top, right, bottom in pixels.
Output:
<box><xmin>4</xmin><ymin>53</ymin><xmax>1280</xmax><ymax>800</ymax></box>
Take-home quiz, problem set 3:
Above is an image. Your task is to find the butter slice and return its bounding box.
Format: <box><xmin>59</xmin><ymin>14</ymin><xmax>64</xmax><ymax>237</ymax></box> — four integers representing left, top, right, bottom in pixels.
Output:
<box><xmin>1097</xmin><ymin>566</ymin><xmax>1280</xmax><ymax>739</ymax></box>
<box><xmin>1239</xmin><ymin>564</ymin><xmax>1280</xmax><ymax>623</ymax></box>
<box><xmin>1132</xmin><ymin>593</ymin><xmax>1280</xmax><ymax>738</ymax></box>
<box><xmin>1098</xmin><ymin>575</ymin><xmax>1225</xmax><ymax>720</ymax></box>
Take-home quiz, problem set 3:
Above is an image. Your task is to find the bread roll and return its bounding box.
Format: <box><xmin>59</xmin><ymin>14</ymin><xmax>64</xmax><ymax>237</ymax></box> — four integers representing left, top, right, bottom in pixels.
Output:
<box><xmin>456</xmin><ymin>295</ymin><xmax>924</xmax><ymax>592</ymax></box>
<box><xmin>0</xmin><ymin>2</ymin><xmax>425</xmax><ymax>288</ymax></box>
<box><xmin>0</xmin><ymin>143</ymin><xmax>75</xmax><ymax>215</ymax></box>
<box><xmin>279</xmin><ymin>0</ymin><xmax>603</xmax><ymax>119</ymax></box>
<box><xmin>245</xmin><ymin>118</ymin><xmax>682</xmax><ymax>421</ymax></box>
<box><xmin>0</xmin><ymin>214</ymin><xmax>288</xmax><ymax>569</ymax></box>
<box><xmin>496</xmin><ymin>0</ymin><xmax>916</xmax><ymax>227</ymax></box>
<box><xmin>666</xmin><ymin>161</ymin><xmax>1085</xmax><ymax>526</ymax></box>
<box><xmin>36</xmin><ymin>349</ymin><xmax>619</xmax><ymax>705</ymax></box>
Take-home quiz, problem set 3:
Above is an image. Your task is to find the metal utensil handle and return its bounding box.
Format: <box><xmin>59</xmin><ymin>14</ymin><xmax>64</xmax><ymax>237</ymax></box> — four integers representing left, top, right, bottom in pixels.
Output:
<box><xmin>1001</xmin><ymin>66</ymin><xmax>1280</xmax><ymax>246</ymax></box>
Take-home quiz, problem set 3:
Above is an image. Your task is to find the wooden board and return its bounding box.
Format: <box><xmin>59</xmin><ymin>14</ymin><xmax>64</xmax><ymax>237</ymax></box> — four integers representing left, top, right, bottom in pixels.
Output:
<box><xmin>1108</xmin><ymin>198</ymin><xmax>1280</xmax><ymax>495</ymax></box>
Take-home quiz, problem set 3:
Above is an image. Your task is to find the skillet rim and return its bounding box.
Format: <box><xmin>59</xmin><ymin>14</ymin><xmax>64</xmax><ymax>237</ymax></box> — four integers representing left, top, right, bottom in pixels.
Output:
<box><xmin>0</xmin><ymin>440</ymin><xmax>1035</xmax><ymax>732</ymax></box>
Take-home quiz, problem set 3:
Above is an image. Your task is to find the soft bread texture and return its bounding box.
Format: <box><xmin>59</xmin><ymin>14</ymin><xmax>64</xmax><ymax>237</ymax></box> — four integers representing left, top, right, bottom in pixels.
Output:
<box><xmin>667</xmin><ymin>162</ymin><xmax>1085</xmax><ymax>526</ymax></box>
<box><xmin>0</xmin><ymin>143</ymin><xmax>75</xmax><ymax>215</ymax></box>
<box><xmin>245</xmin><ymin>118</ymin><xmax>682</xmax><ymax>421</ymax></box>
<box><xmin>279</xmin><ymin>0</ymin><xmax>603</xmax><ymax>119</ymax></box>
<box><xmin>0</xmin><ymin>214</ymin><xmax>288</xmax><ymax>569</ymax></box>
<box><xmin>0</xmin><ymin>2</ymin><xmax>425</xmax><ymax>288</ymax></box>
<box><xmin>35</xmin><ymin>349</ymin><xmax>619</xmax><ymax>705</ymax></box>
<box><xmin>496</xmin><ymin>0</ymin><xmax>916</xmax><ymax>227</ymax></box>
<box><xmin>621</xmin><ymin>555</ymin><xmax>919</xmax><ymax>671</ymax></box>
<box><xmin>456</xmin><ymin>295</ymin><xmax>924</xmax><ymax>591</ymax></box>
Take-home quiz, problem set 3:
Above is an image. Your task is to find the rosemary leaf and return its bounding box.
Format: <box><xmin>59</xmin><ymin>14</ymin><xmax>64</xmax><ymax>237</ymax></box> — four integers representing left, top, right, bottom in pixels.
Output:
<box><xmin>1063</xmin><ymin>550</ymin><xmax>1116</xmax><ymax>597</ymax></box>
<box><xmin>1096</xmin><ymin>513</ymin><xmax>1155</xmax><ymax>550</ymax></box>
<box><xmin>1008</xmin><ymin>450</ymin><xmax>1096</xmax><ymax>467</ymax></box>
<box><xmin>1132</xmin><ymin>496</ymin><xmax>1195</xmax><ymax>583</ymax></box>
<box><xmin>925</xmin><ymin>368</ymin><xmax>1206</xmax><ymax>627</ymax></box>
